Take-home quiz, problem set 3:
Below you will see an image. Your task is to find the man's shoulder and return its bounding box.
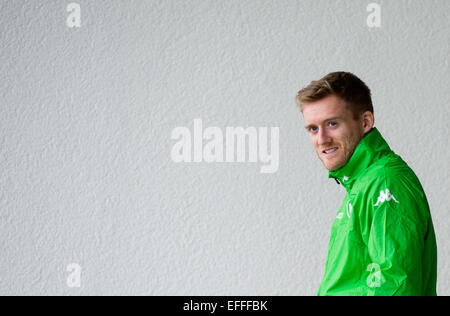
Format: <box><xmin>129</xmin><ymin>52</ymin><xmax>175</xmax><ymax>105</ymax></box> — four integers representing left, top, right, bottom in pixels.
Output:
<box><xmin>353</xmin><ymin>153</ymin><xmax>431</xmax><ymax>229</ymax></box>
<box><xmin>354</xmin><ymin>153</ymin><xmax>428</xmax><ymax>207</ymax></box>
<box><xmin>360</xmin><ymin>152</ymin><xmax>418</xmax><ymax>185</ymax></box>
<box><xmin>351</xmin><ymin>151</ymin><xmax>427</xmax><ymax>197</ymax></box>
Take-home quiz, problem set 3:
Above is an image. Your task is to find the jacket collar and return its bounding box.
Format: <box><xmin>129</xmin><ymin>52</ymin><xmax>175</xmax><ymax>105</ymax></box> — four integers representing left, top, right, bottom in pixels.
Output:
<box><xmin>328</xmin><ymin>127</ymin><xmax>393</xmax><ymax>192</ymax></box>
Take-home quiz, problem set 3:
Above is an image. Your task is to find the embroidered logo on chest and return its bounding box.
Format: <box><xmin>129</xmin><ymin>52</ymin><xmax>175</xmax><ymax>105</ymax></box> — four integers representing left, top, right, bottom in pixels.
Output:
<box><xmin>337</xmin><ymin>201</ymin><xmax>353</xmax><ymax>220</ymax></box>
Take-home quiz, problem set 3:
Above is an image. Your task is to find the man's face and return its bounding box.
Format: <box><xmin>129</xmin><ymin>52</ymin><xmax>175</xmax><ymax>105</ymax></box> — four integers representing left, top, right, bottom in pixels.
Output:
<box><xmin>302</xmin><ymin>95</ymin><xmax>365</xmax><ymax>171</ymax></box>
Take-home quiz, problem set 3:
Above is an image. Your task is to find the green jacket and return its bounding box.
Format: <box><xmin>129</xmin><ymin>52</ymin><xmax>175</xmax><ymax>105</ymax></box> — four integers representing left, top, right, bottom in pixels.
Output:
<box><xmin>317</xmin><ymin>127</ymin><xmax>437</xmax><ymax>296</ymax></box>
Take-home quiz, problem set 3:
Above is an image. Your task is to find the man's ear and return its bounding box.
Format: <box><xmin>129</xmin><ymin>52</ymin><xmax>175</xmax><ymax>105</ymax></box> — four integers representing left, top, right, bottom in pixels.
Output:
<box><xmin>361</xmin><ymin>111</ymin><xmax>375</xmax><ymax>134</ymax></box>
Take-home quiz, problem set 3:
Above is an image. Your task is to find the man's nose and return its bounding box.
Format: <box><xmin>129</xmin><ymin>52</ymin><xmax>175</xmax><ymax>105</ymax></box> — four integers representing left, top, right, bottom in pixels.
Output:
<box><xmin>317</xmin><ymin>129</ymin><xmax>332</xmax><ymax>146</ymax></box>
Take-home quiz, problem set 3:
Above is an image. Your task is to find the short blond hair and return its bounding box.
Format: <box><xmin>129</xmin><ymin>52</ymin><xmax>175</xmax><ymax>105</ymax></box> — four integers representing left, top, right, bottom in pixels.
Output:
<box><xmin>296</xmin><ymin>72</ymin><xmax>374</xmax><ymax>120</ymax></box>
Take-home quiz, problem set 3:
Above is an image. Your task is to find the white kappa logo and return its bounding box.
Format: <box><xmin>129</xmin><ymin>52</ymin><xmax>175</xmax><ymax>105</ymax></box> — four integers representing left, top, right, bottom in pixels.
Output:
<box><xmin>373</xmin><ymin>189</ymin><xmax>399</xmax><ymax>206</ymax></box>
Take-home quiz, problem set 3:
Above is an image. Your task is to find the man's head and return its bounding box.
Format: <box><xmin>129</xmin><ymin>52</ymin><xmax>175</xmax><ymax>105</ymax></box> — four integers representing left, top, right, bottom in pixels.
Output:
<box><xmin>296</xmin><ymin>72</ymin><xmax>375</xmax><ymax>171</ymax></box>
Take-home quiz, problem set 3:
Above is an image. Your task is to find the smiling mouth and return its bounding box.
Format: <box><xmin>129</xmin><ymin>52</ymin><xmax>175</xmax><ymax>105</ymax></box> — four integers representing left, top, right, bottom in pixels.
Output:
<box><xmin>322</xmin><ymin>147</ymin><xmax>338</xmax><ymax>155</ymax></box>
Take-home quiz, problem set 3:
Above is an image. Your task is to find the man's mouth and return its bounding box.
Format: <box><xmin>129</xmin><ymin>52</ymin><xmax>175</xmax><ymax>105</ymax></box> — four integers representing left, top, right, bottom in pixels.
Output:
<box><xmin>322</xmin><ymin>147</ymin><xmax>338</xmax><ymax>155</ymax></box>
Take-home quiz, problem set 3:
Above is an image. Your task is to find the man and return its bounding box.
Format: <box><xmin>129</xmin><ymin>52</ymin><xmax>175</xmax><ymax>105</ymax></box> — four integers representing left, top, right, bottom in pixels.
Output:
<box><xmin>296</xmin><ymin>72</ymin><xmax>437</xmax><ymax>296</ymax></box>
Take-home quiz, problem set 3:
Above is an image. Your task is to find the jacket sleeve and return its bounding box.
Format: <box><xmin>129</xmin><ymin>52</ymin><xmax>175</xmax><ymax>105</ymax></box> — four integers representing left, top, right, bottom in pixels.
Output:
<box><xmin>361</xmin><ymin>176</ymin><xmax>428</xmax><ymax>296</ymax></box>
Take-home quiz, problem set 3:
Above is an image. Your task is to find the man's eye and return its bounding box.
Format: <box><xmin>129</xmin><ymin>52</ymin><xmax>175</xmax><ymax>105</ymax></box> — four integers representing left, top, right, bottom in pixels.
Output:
<box><xmin>310</xmin><ymin>127</ymin><xmax>318</xmax><ymax>132</ymax></box>
<box><xmin>329</xmin><ymin>122</ymin><xmax>337</xmax><ymax>127</ymax></box>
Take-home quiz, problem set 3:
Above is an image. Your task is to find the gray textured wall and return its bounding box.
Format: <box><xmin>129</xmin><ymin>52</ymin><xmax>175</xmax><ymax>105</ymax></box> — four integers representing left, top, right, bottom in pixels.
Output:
<box><xmin>0</xmin><ymin>0</ymin><xmax>449</xmax><ymax>295</ymax></box>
